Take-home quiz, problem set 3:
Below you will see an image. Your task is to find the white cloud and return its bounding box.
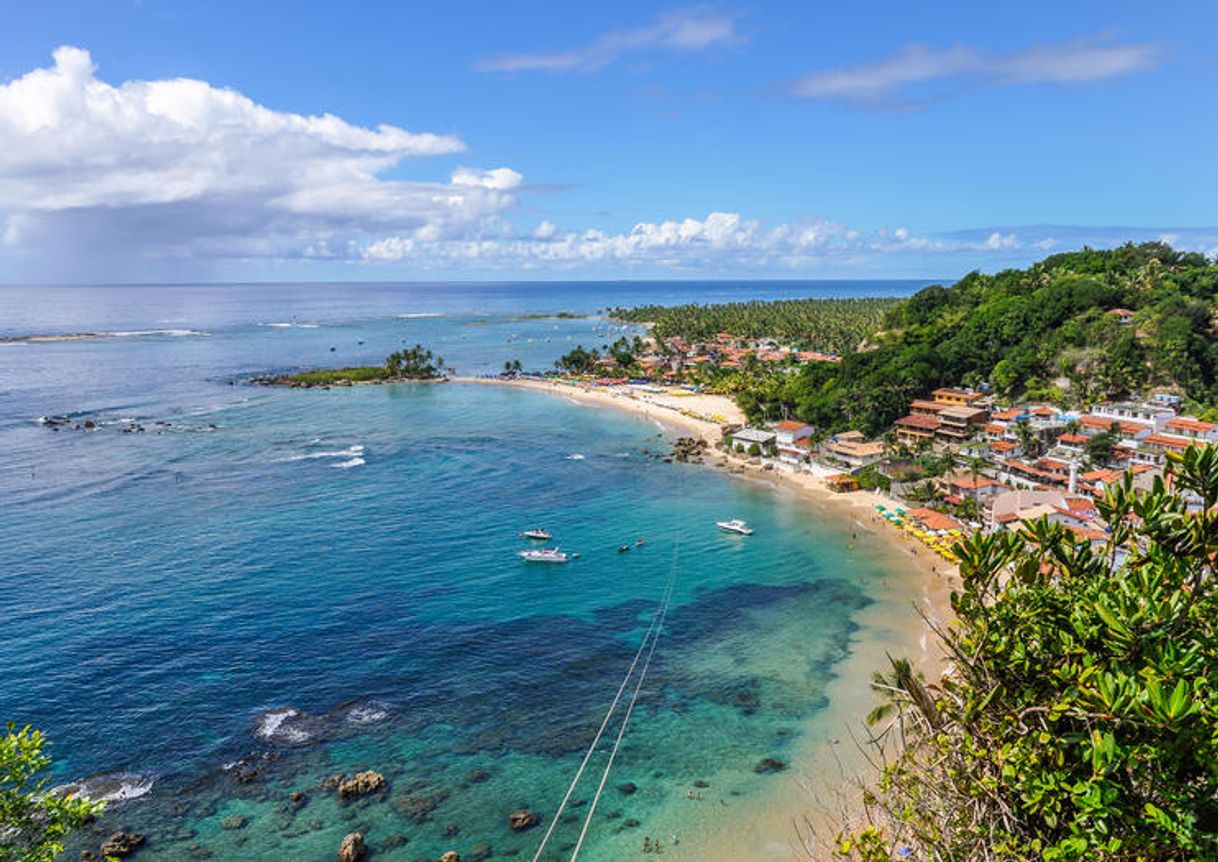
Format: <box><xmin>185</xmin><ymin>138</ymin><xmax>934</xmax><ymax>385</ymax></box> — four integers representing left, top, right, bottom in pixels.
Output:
<box><xmin>0</xmin><ymin>47</ymin><xmax>523</xmax><ymax>273</ymax></box>
<box><xmin>477</xmin><ymin>8</ymin><xmax>738</xmax><ymax>73</ymax></box>
<box><xmin>787</xmin><ymin>35</ymin><xmax>1163</xmax><ymax>108</ymax></box>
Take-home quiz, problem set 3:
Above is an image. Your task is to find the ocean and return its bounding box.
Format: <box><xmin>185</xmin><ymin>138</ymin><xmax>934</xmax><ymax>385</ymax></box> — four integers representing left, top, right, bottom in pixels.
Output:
<box><xmin>0</xmin><ymin>280</ymin><xmax>933</xmax><ymax>860</ymax></box>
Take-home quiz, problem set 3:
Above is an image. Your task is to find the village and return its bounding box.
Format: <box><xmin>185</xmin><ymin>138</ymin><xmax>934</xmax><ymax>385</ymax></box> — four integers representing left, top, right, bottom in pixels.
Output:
<box><xmin>532</xmin><ymin>324</ymin><xmax>1217</xmax><ymax>567</ymax></box>
<box><xmin>722</xmin><ymin>384</ymin><xmax>1214</xmax><ymax>563</ymax></box>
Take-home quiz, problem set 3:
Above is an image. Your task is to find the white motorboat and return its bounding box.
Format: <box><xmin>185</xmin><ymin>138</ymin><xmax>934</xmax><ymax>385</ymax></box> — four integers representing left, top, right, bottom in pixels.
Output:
<box><xmin>519</xmin><ymin>547</ymin><xmax>570</xmax><ymax>563</ymax></box>
<box><xmin>716</xmin><ymin>519</ymin><xmax>754</xmax><ymax>536</ymax></box>
<box><xmin>522</xmin><ymin>528</ymin><xmax>552</xmax><ymax>540</ymax></box>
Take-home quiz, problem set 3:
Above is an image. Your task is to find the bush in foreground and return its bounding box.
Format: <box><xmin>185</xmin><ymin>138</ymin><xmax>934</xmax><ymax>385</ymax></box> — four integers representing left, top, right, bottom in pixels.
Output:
<box><xmin>839</xmin><ymin>446</ymin><xmax>1218</xmax><ymax>860</ymax></box>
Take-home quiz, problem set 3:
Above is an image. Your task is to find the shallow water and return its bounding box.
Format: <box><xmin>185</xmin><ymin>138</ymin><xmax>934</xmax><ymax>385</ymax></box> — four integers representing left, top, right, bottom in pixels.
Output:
<box><xmin>0</xmin><ymin>281</ymin><xmax>931</xmax><ymax>860</ymax></box>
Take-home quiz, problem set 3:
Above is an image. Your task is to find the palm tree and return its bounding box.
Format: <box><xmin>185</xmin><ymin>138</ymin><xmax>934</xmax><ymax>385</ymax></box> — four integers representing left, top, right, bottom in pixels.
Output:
<box><xmin>1014</xmin><ymin>419</ymin><xmax>1039</xmax><ymax>458</ymax></box>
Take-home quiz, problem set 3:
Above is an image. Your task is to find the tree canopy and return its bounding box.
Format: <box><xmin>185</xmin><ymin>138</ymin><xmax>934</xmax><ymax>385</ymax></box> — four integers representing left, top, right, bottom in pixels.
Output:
<box><xmin>838</xmin><ymin>445</ymin><xmax>1218</xmax><ymax>860</ymax></box>
<box><xmin>1</xmin><ymin>724</ymin><xmax>102</xmax><ymax>862</ymax></box>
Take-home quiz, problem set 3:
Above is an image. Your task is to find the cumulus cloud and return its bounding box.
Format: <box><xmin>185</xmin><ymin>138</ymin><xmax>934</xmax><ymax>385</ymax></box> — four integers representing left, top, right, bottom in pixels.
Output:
<box><xmin>477</xmin><ymin>8</ymin><xmax>738</xmax><ymax>73</ymax></box>
<box><xmin>360</xmin><ymin>212</ymin><xmax>1044</xmax><ymax>269</ymax></box>
<box><xmin>0</xmin><ymin>47</ymin><xmax>523</xmax><ymax>274</ymax></box>
<box><xmin>360</xmin><ymin>217</ymin><xmax>1218</xmax><ymax>273</ymax></box>
<box><xmin>786</xmin><ymin>35</ymin><xmax>1163</xmax><ymax>108</ymax></box>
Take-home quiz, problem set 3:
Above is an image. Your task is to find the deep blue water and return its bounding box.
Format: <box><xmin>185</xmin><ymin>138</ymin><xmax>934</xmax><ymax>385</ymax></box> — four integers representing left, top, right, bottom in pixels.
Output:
<box><xmin>0</xmin><ymin>281</ymin><xmax>931</xmax><ymax>860</ymax></box>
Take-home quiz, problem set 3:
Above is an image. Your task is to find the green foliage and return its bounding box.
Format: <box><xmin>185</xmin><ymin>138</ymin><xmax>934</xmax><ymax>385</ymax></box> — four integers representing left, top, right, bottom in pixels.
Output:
<box><xmin>729</xmin><ymin>243</ymin><xmax>1217</xmax><ymax>436</ymax></box>
<box><xmin>1</xmin><ymin>724</ymin><xmax>103</xmax><ymax>862</ymax></box>
<box><xmin>854</xmin><ymin>464</ymin><xmax>891</xmax><ymax>492</ymax></box>
<box><xmin>554</xmin><ymin>344</ymin><xmax>601</xmax><ymax>374</ymax></box>
<box><xmin>841</xmin><ymin>447</ymin><xmax>1218</xmax><ymax>860</ymax></box>
<box><xmin>272</xmin><ymin>343</ymin><xmax>445</xmax><ymax>385</ymax></box>
<box><xmin>384</xmin><ymin>344</ymin><xmax>445</xmax><ymax>378</ymax></box>
<box><xmin>747</xmin><ymin>442</ymin><xmax>761</xmax><ymax>457</ymax></box>
<box><xmin>611</xmin><ymin>297</ymin><xmax>898</xmax><ymax>355</ymax></box>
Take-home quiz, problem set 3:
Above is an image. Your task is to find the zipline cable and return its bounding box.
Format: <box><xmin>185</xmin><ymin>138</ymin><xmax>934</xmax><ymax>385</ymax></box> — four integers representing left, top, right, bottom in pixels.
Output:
<box><xmin>570</xmin><ymin>562</ymin><xmax>677</xmax><ymax>857</ymax></box>
<box><xmin>529</xmin><ymin>559</ymin><xmax>672</xmax><ymax>862</ymax></box>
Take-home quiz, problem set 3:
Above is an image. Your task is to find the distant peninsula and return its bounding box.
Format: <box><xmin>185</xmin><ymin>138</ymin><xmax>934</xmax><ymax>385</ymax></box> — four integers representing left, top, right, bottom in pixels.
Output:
<box><xmin>256</xmin><ymin>344</ymin><xmax>447</xmax><ymax>387</ymax></box>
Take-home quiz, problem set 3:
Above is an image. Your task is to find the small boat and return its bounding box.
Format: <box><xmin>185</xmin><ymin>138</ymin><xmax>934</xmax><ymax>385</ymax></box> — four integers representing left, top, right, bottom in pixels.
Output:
<box><xmin>716</xmin><ymin>519</ymin><xmax>754</xmax><ymax>536</ymax></box>
<box><xmin>618</xmin><ymin>545</ymin><xmax>631</xmax><ymax>553</ymax></box>
<box><xmin>519</xmin><ymin>547</ymin><xmax>569</xmax><ymax>564</ymax></box>
<box><xmin>635</xmin><ymin>539</ymin><xmax>645</xmax><ymax>546</ymax></box>
<box><xmin>521</xmin><ymin>529</ymin><xmax>552</xmax><ymax>541</ymax></box>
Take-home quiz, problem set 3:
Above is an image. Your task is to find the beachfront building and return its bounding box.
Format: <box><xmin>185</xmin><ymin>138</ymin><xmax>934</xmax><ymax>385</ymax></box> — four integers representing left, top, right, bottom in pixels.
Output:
<box><xmin>1107</xmin><ymin>308</ymin><xmax>1136</xmax><ymax>325</ymax></box>
<box><xmin>729</xmin><ymin>427</ymin><xmax>776</xmax><ymax>454</ymax></box>
<box><xmin>823</xmin><ymin>431</ymin><xmax>885</xmax><ymax>468</ymax></box>
<box><xmin>772</xmin><ymin>420</ymin><xmax>814</xmax><ymax>468</ymax></box>
<box><xmin>895</xmin><ymin>414</ymin><xmax>940</xmax><ymax>448</ymax></box>
<box><xmin>935</xmin><ymin>405</ymin><xmax>989</xmax><ymax>443</ymax></box>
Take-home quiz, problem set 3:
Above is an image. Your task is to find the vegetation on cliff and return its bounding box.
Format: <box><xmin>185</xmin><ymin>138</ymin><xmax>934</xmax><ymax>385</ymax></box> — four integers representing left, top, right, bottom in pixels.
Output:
<box><xmin>733</xmin><ymin>243</ymin><xmax>1218</xmax><ymax>431</ymax></box>
<box><xmin>837</xmin><ymin>446</ymin><xmax>1218</xmax><ymax>861</ymax></box>
<box><xmin>1</xmin><ymin>724</ymin><xmax>103</xmax><ymax>861</ymax></box>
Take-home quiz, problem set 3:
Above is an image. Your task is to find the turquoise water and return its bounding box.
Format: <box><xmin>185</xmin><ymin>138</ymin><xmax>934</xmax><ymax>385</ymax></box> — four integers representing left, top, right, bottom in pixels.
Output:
<box><xmin>0</xmin><ymin>282</ymin><xmax>929</xmax><ymax>860</ymax></box>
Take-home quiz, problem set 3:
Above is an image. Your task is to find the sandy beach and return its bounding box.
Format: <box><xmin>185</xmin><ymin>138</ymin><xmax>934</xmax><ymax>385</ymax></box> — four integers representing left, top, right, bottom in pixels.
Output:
<box><xmin>459</xmin><ymin>376</ymin><xmax>958</xmax><ymax>859</ymax></box>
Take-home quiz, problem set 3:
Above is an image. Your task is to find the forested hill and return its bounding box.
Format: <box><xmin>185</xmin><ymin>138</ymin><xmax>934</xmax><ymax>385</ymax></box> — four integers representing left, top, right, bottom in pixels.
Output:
<box><xmin>618</xmin><ymin>243</ymin><xmax>1218</xmax><ymax>434</ymax></box>
<box><xmin>611</xmin><ymin>297</ymin><xmax>898</xmax><ymax>356</ymax></box>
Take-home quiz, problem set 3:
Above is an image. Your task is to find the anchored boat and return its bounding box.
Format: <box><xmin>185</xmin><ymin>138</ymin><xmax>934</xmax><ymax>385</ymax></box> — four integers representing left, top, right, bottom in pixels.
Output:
<box><xmin>716</xmin><ymin>519</ymin><xmax>754</xmax><ymax>536</ymax></box>
<box><xmin>519</xmin><ymin>547</ymin><xmax>570</xmax><ymax>563</ymax></box>
<box><xmin>521</xmin><ymin>528</ymin><xmax>552</xmax><ymax>541</ymax></box>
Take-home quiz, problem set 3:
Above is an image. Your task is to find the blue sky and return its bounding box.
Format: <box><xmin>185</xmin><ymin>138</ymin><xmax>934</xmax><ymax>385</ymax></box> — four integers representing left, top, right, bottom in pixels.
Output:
<box><xmin>0</xmin><ymin>0</ymin><xmax>1214</xmax><ymax>282</ymax></box>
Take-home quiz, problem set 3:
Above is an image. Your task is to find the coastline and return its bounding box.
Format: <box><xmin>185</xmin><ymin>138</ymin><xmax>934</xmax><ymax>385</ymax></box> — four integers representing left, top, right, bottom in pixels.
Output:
<box><xmin>457</xmin><ymin>375</ymin><xmax>957</xmax><ymax>859</ymax></box>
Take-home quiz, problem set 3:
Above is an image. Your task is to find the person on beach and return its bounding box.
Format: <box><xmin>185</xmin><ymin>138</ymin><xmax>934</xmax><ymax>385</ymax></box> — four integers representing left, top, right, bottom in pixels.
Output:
<box><xmin>643</xmin><ymin>835</ymin><xmax>651</xmax><ymax>853</ymax></box>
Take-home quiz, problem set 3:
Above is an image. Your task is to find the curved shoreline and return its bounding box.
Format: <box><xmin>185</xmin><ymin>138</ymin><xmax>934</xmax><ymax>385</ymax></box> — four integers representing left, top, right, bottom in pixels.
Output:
<box><xmin>456</xmin><ymin>375</ymin><xmax>957</xmax><ymax>860</ymax></box>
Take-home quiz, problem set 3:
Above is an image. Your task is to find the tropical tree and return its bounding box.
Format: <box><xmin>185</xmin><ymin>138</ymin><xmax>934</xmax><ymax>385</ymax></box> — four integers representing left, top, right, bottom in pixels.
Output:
<box><xmin>1</xmin><ymin>724</ymin><xmax>104</xmax><ymax>862</ymax></box>
<box><xmin>1014</xmin><ymin>419</ymin><xmax>1039</xmax><ymax>458</ymax></box>
<box><xmin>837</xmin><ymin>445</ymin><xmax>1218</xmax><ymax>861</ymax></box>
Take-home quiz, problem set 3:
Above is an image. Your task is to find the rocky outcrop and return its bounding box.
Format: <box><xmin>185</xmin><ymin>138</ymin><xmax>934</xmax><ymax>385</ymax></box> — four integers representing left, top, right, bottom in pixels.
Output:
<box><xmin>337</xmin><ymin>832</ymin><xmax>366</xmax><ymax>862</ymax></box>
<box><xmin>468</xmin><ymin>844</ymin><xmax>493</xmax><ymax>862</ymax></box>
<box><xmin>671</xmin><ymin>436</ymin><xmax>709</xmax><ymax>463</ymax></box>
<box><xmin>753</xmin><ymin>757</ymin><xmax>787</xmax><ymax>774</ymax></box>
<box><xmin>100</xmin><ymin>832</ymin><xmax>145</xmax><ymax>857</ymax></box>
<box><xmin>221</xmin><ymin>815</ymin><xmax>248</xmax><ymax>830</ymax></box>
<box><xmin>439</xmin><ymin>852</ymin><xmax>461</xmax><ymax>862</ymax></box>
<box><xmin>508</xmin><ymin>809</ymin><xmax>541</xmax><ymax>831</ymax></box>
<box><xmin>616</xmin><ymin>781</ymin><xmax>637</xmax><ymax>795</ymax></box>
<box><xmin>337</xmin><ymin>770</ymin><xmax>387</xmax><ymax>801</ymax></box>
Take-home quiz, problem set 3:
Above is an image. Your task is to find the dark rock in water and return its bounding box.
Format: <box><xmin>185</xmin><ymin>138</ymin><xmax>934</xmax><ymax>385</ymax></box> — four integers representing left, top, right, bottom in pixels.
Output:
<box><xmin>222</xmin><ymin>815</ymin><xmax>248</xmax><ymax>830</ymax></box>
<box><xmin>468</xmin><ymin>844</ymin><xmax>493</xmax><ymax>862</ymax></box>
<box><xmin>224</xmin><ymin>753</ymin><xmax>279</xmax><ymax>785</ymax></box>
<box><xmin>442</xmin><ymin>823</ymin><xmax>460</xmax><ymax>837</ymax></box>
<box><xmin>290</xmin><ymin>791</ymin><xmax>308</xmax><ymax>808</ymax></box>
<box><xmin>322</xmin><ymin>773</ymin><xmax>346</xmax><ymax>792</ymax></box>
<box><xmin>508</xmin><ymin>809</ymin><xmax>541</xmax><ymax>831</ymax></box>
<box><xmin>624</xmin><ymin>817</ymin><xmax>641</xmax><ymax>828</ymax></box>
<box><xmin>337</xmin><ymin>831</ymin><xmax>366</xmax><ymax>862</ymax></box>
<box><xmin>394</xmin><ymin>793</ymin><xmax>443</xmax><ymax>823</ymax></box>
<box><xmin>693</xmin><ymin>779</ymin><xmax>710</xmax><ymax>788</ymax></box>
<box><xmin>754</xmin><ymin>757</ymin><xmax>787</xmax><ymax>774</ymax></box>
<box><xmin>100</xmin><ymin>832</ymin><xmax>145</xmax><ymax>857</ymax></box>
<box><xmin>337</xmin><ymin>770</ymin><xmax>387</xmax><ymax>801</ymax></box>
<box><xmin>465</xmin><ymin>768</ymin><xmax>491</xmax><ymax>784</ymax></box>
<box><xmin>605</xmin><ymin>810</ymin><xmax>621</xmax><ymax>820</ymax></box>
<box><xmin>439</xmin><ymin>852</ymin><xmax>461</xmax><ymax>862</ymax></box>
<box><xmin>81</xmin><ymin>852</ymin><xmax>97</xmax><ymax>861</ymax></box>
<box><xmin>561</xmin><ymin>813</ymin><xmax>579</xmax><ymax>824</ymax></box>
<box><xmin>616</xmin><ymin>781</ymin><xmax>637</xmax><ymax>796</ymax></box>
<box><xmin>185</xmin><ymin>844</ymin><xmax>213</xmax><ymax>860</ymax></box>
<box><xmin>56</xmin><ymin>772</ymin><xmax>156</xmax><ymax>803</ymax></box>
<box><xmin>382</xmin><ymin>833</ymin><xmax>409</xmax><ymax>849</ymax></box>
